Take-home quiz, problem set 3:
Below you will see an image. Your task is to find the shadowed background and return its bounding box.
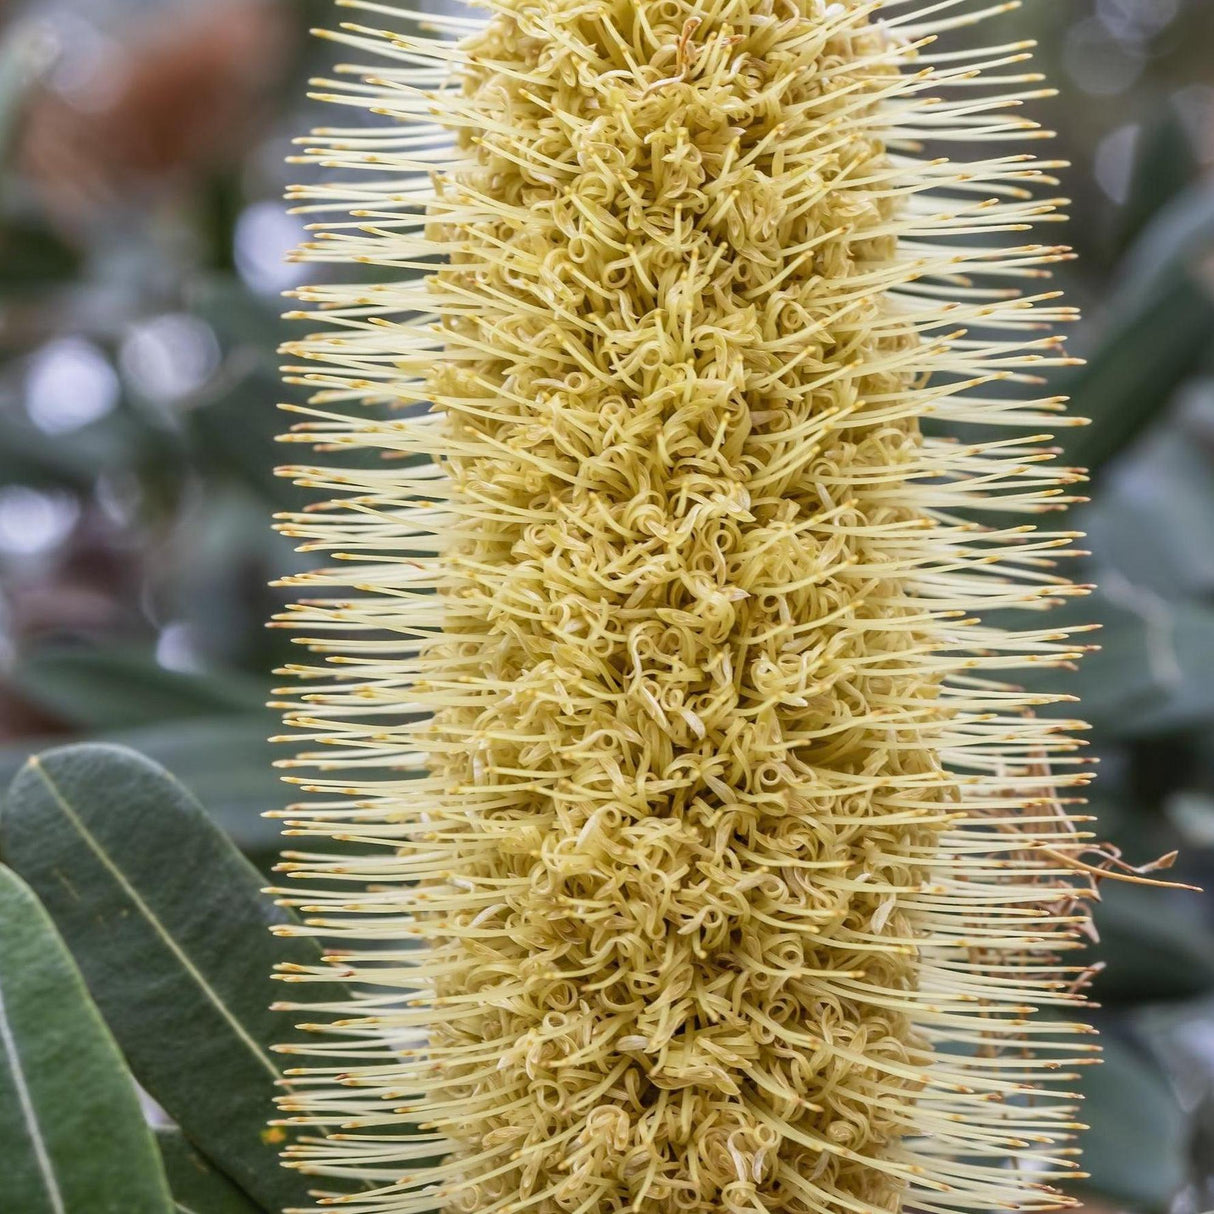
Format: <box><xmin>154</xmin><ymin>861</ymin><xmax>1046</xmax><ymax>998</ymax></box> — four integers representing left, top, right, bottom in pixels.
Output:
<box><xmin>0</xmin><ymin>0</ymin><xmax>1212</xmax><ymax>1210</ymax></box>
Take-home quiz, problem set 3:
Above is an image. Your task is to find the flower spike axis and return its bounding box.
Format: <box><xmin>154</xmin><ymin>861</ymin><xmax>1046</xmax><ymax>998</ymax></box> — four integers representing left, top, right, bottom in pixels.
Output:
<box><xmin>266</xmin><ymin>1</ymin><xmax>1116</xmax><ymax>1211</ymax></box>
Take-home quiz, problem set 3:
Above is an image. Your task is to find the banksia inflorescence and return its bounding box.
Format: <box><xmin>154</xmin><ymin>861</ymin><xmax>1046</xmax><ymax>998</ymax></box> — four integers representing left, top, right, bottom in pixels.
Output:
<box><xmin>267</xmin><ymin>1</ymin><xmax>1117</xmax><ymax>1212</ymax></box>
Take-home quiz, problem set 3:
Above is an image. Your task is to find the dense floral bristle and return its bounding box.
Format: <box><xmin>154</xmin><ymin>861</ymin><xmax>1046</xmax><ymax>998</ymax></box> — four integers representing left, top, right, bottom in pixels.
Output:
<box><xmin>268</xmin><ymin>2</ymin><xmax>1108</xmax><ymax>1212</ymax></box>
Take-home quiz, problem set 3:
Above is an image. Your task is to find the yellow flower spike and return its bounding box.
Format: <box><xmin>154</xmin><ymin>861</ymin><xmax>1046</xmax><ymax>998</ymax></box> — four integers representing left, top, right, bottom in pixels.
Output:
<box><xmin>268</xmin><ymin>0</ymin><xmax>1122</xmax><ymax>1211</ymax></box>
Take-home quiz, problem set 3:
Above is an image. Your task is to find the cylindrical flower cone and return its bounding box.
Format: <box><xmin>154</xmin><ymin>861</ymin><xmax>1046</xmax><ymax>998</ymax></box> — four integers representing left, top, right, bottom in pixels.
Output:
<box><xmin>267</xmin><ymin>2</ymin><xmax>1115</xmax><ymax>1212</ymax></box>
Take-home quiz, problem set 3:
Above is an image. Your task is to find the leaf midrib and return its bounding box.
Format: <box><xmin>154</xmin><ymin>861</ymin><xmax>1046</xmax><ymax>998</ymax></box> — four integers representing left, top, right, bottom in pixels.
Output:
<box><xmin>0</xmin><ymin>966</ymin><xmax>67</xmax><ymax>1214</ymax></box>
<box><xmin>28</xmin><ymin>758</ymin><xmax>281</xmax><ymax>1084</ymax></box>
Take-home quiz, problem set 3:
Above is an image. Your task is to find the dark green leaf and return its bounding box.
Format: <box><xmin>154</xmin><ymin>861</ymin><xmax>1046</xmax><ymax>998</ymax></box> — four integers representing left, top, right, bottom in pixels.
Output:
<box><xmin>1026</xmin><ymin>589</ymin><xmax>1214</xmax><ymax>737</ymax></box>
<box><xmin>188</xmin><ymin>369</ymin><xmax>300</xmax><ymax>505</ymax></box>
<box><xmin>0</xmin><ymin>864</ymin><xmax>173</xmax><ymax>1214</ymax></box>
<box><xmin>1083</xmin><ymin>419</ymin><xmax>1214</xmax><ymax>601</ymax></box>
<box><xmin>1079</xmin><ymin>1032</ymin><xmax>1186</xmax><ymax>1212</ymax></box>
<box><xmin>1062</xmin><ymin>271</ymin><xmax>1214</xmax><ymax>474</ymax></box>
<box><xmin>0</xmin><ymin>219</ymin><xmax>80</xmax><ymax>289</ymax></box>
<box><xmin>1093</xmin><ymin>885</ymin><xmax>1214</xmax><ymax>1003</ymax></box>
<box><xmin>1120</xmin><ymin>179</ymin><xmax>1214</xmax><ymax>297</ymax></box>
<box><xmin>159</xmin><ymin>488</ymin><xmax>304</xmax><ymax>675</ymax></box>
<box><xmin>156</xmin><ymin>1128</ymin><xmax>264</xmax><ymax>1214</ymax></box>
<box><xmin>0</xmin><ymin>716</ymin><xmax>285</xmax><ymax>854</ymax></box>
<box><xmin>1186</xmin><ymin>1087</ymin><xmax>1214</xmax><ymax>1208</ymax></box>
<box><xmin>11</xmin><ymin>646</ymin><xmax>265</xmax><ymax>730</ymax></box>
<box><xmin>0</xmin><ymin>744</ymin><xmax>334</xmax><ymax>1211</ymax></box>
<box><xmin>180</xmin><ymin>278</ymin><xmax>300</xmax><ymax>506</ymax></box>
<box><xmin>0</xmin><ymin>413</ymin><xmax>116</xmax><ymax>491</ymax></box>
<box><xmin>1116</xmin><ymin>108</ymin><xmax>1199</xmax><ymax>257</ymax></box>
<box><xmin>1058</xmin><ymin>178</ymin><xmax>1214</xmax><ymax>475</ymax></box>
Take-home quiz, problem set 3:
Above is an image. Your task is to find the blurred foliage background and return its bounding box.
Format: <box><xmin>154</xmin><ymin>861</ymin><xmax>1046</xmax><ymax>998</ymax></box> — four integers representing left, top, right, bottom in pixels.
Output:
<box><xmin>0</xmin><ymin>0</ymin><xmax>1211</xmax><ymax>1210</ymax></box>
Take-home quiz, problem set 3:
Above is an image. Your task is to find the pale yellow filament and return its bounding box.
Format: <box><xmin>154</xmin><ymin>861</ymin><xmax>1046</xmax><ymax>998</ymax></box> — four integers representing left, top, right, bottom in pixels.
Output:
<box><xmin>268</xmin><ymin>2</ymin><xmax>1099</xmax><ymax>1213</ymax></box>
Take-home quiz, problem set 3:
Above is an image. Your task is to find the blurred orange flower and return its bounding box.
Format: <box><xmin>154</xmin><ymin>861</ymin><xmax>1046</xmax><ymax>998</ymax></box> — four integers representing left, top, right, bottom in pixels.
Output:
<box><xmin>19</xmin><ymin>0</ymin><xmax>295</xmax><ymax>226</ymax></box>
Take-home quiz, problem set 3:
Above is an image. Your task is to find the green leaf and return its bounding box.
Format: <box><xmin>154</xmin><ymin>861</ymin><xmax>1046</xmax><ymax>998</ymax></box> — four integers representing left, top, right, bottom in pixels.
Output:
<box><xmin>1062</xmin><ymin>269</ymin><xmax>1214</xmax><ymax>474</ymax></box>
<box><xmin>1025</xmin><ymin>587</ymin><xmax>1214</xmax><ymax>737</ymax></box>
<box><xmin>1115</xmin><ymin>107</ymin><xmax>1199</xmax><ymax>257</ymax></box>
<box><xmin>11</xmin><ymin>646</ymin><xmax>265</xmax><ymax>730</ymax></box>
<box><xmin>0</xmin><ymin>864</ymin><xmax>173</xmax><ymax>1214</ymax></box>
<box><xmin>1083</xmin><ymin>418</ymin><xmax>1214</xmax><ymax>601</ymax></box>
<box><xmin>1111</xmin><ymin>597</ymin><xmax>1214</xmax><ymax>737</ymax></box>
<box><xmin>156</xmin><ymin>1129</ymin><xmax>264</xmax><ymax>1214</ymax></box>
<box><xmin>1092</xmin><ymin>885</ymin><xmax>1214</xmax><ymax>1003</ymax></box>
<box><xmin>1079</xmin><ymin>1032</ymin><xmax>1186</xmax><ymax>1212</ymax></box>
<box><xmin>0</xmin><ymin>743</ymin><xmax>333</xmax><ymax>1211</ymax></box>
<box><xmin>0</xmin><ymin>412</ymin><xmax>118</xmax><ymax>491</ymax></box>
<box><xmin>1121</xmin><ymin>179</ymin><xmax>1214</xmax><ymax>296</ymax></box>
<box><xmin>1058</xmin><ymin>178</ymin><xmax>1214</xmax><ymax>476</ymax></box>
<box><xmin>0</xmin><ymin>218</ymin><xmax>80</xmax><ymax>289</ymax></box>
<box><xmin>0</xmin><ymin>716</ymin><xmax>285</xmax><ymax>855</ymax></box>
